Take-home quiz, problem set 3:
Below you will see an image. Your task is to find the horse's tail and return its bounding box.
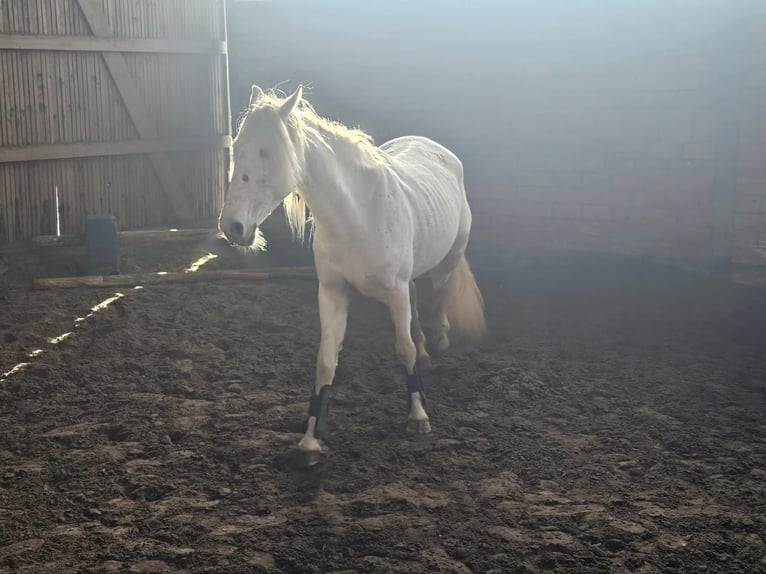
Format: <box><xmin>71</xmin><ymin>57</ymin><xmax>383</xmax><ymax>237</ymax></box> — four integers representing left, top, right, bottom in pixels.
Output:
<box><xmin>443</xmin><ymin>255</ymin><xmax>487</xmax><ymax>345</ymax></box>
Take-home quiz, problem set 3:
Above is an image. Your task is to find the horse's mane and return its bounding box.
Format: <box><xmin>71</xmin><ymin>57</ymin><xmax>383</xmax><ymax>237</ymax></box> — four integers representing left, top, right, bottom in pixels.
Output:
<box><xmin>246</xmin><ymin>89</ymin><xmax>386</xmax><ymax>164</ymax></box>
<box><xmin>235</xmin><ymin>88</ymin><xmax>387</xmax><ymax>244</ymax></box>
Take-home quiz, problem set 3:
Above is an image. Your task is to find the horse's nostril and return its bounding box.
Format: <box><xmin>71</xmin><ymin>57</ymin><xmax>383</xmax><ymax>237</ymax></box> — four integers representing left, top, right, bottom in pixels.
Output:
<box><xmin>230</xmin><ymin>220</ymin><xmax>244</xmax><ymax>240</ymax></box>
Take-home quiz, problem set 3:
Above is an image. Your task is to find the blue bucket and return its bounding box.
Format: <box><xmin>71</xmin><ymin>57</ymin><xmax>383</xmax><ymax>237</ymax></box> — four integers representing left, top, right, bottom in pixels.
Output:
<box><xmin>84</xmin><ymin>215</ymin><xmax>119</xmax><ymax>276</ymax></box>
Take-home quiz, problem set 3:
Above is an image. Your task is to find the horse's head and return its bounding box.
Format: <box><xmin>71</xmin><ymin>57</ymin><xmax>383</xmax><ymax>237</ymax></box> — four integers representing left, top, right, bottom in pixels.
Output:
<box><xmin>219</xmin><ymin>85</ymin><xmax>303</xmax><ymax>247</ymax></box>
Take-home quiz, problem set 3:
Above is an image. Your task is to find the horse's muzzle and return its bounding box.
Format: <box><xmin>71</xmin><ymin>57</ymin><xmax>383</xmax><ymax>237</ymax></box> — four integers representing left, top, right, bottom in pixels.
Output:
<box><xmin>219</xmin><ymin>218</ymin><xmax>254</xmax><ymax>247</ymax></box>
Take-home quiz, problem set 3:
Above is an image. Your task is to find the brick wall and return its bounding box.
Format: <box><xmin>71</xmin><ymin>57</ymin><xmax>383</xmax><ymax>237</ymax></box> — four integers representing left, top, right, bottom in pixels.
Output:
<box><xmin>227</xmin><ymin>2</ymin><xmax>766</xmax><ymax>279</ymax></box>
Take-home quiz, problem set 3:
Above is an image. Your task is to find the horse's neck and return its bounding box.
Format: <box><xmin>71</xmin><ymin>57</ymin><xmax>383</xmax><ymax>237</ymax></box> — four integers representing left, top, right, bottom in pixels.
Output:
<box><xmin>300</xmin><ymin>126</ymin><xmax>378</xmax><ymax>242</ymax></box>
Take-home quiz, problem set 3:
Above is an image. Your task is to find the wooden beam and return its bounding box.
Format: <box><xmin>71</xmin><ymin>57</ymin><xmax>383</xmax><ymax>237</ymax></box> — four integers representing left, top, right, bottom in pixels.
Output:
<box><xmin>0</xmin><ymin>34</ymin><xmax>227</xmax><ymax>55</ymax></box>
<box><xmin>30</xmin><ymin>226</ymin><xmax>219</xmax><ymax>247</ymax></box>
<box><xmin>75</xmin><ymin>0</ymin><xmax>194</xmax><ymax>221</ymax></box>
<box><xmin>220</xmin><ymin>0</ymin><xmax>234</xmax><ymax>177</ymax></box>
<box><xmin>33</xmin><ymin>269</ymin><xmax>318</xmax><ymax>289</ymax></box>
<box><xmin>0</xmin><ymin>135</ymin><xmax>233</xmax><ymax>163</ymax></box>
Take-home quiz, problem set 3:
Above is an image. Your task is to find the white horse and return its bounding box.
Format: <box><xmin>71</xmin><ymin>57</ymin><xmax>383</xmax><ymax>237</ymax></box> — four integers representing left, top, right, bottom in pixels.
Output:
<box><xmin>219</xmin><ymin>85</ymin><xmax>486</xmax><ymax>459</ymax></box>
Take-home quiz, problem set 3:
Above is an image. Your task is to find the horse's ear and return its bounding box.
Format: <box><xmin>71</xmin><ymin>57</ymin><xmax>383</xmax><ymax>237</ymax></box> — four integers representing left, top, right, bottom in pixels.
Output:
<box><xmin>278</xmin><ymin>85</ymin><xmax>303</xmax><ymax>120</ymax></box>
<box><xmin>249</xmin><ymin>85</ymin><xmax>264</xmax><ymax>107</ymax></box>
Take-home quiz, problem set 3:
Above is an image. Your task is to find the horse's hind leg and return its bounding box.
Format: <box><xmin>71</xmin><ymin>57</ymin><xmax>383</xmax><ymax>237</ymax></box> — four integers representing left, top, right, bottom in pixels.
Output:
<box><xmin>388</xmin><ymin>282</ymin><xmax>431</xmax><ymax>434</ymax></box>
<box><xmin>429</xmin><ymin>248</ymin><xmax>464</xmax><ymax>354</ymax></box>
<box><xmin>409</xmin><ymin>281</ymin><xmax>431</xmax><ymax>370</ymax></box>
<box><xmin>430</xmin><ymin>207</ymin><xmax>471</xmax><ymax>354</ymax></box>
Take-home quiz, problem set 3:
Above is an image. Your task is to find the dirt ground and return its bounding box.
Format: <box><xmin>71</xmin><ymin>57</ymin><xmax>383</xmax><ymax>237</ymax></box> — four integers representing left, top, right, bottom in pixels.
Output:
<box><xmin>0</xmin><ymin>229</ymin><xmax>765</xmax><ymax>574</ymax></box>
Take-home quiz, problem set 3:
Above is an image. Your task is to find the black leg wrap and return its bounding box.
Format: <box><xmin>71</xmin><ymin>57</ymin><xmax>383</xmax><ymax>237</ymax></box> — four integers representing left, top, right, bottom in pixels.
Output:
<box><xmin>406</xmin><ymin>365</ymin><xmax>428</xmax><ymax>411</ymax></box>
<box><xmin>308</xmin><ymin>386</ymin><xmax>332</xmax><ymax>440</ymax></box>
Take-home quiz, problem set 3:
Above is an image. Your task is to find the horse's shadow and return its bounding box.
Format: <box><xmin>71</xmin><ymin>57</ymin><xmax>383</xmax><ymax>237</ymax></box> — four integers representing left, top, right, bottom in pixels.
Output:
<box><xmin>272</xmin><ymin>447</ymin><xmax>332</xmax><ymax>500</ymax></box>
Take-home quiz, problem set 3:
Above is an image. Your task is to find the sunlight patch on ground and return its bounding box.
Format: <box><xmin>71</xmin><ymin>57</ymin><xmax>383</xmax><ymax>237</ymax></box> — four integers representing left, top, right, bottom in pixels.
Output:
<box><xmin>76</xmin><ymin>293</ymin><xmax>125</xmax><ymax>323</ymax></box>
<box><xmin>2</xmin><ymin>362</ymin><xmax>30</xmax><ymax>379</ymax></box>
<box><xmin>48</xmin><ymin>332</ymin><xmax>74</xmax><ymax>345</ymax></box>
<box><xmin>3</xmin><ymin>293</ymin><xmax>125</xmax><ymax>381</ymax></box>
<box><xmin>4</xmin><ymin>247</ymin><xmax>219</xmax><ymax>381</ymax></box>
<box><xmin>186</xmin><ymin>253</ymin><xmax>218</xmax><ymax>273</ymax></box>
<box><xmin>91</xmin><ymin>293</ymin><xmax>124</xmax><ymax>313</ymax></box>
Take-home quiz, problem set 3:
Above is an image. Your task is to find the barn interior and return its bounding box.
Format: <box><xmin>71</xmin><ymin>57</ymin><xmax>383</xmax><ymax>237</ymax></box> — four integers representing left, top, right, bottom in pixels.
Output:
<box><xmin>1</xmin><ymin>1</ymin><xmax>765</xmax><ymax>573</ymax></box>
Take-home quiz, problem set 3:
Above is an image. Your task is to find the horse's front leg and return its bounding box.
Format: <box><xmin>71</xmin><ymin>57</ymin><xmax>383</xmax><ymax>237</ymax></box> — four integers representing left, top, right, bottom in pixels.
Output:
<box><xmin>297</xmin><ymin>279</ymin><xmax>349</xmax><ymax>457</ymax></box>
<box><xmin>388</xmin><ymin>282</ymin><xmax>431</xmax><ymax>434</ymax></box>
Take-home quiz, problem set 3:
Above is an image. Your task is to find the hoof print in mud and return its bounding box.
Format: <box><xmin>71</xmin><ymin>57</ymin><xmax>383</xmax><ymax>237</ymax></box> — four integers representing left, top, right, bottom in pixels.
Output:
<box><xmin>275</xmin><ymin>449</ymin><xmax>327</xmax><ymax>471</ymax></box>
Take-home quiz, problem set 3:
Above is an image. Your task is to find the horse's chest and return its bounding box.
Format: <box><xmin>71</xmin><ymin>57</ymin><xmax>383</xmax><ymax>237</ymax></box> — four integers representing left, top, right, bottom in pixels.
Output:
<box><xmin>315</xmin><ymin>239</ymin><xmax>401</xmax><ymax>302</ymax></box>
<box><xmin>341</xmin><ymin>249</ymin><xmax>399</xmax><ymax>301</ymax></box>
<box><xmin>351</xmin><ymin>272</ymin><xmax>393</xmax><ymax>301</ymax></box>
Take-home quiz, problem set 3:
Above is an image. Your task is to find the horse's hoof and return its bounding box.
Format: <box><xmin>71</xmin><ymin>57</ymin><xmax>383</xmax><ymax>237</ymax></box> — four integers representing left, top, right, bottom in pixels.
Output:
<box><xmin>407</xmin><ymin>418</ymin><xmax>432</xmax><ymax>435</ymax></box>
<box><xmin>297</xmin><ymin>433</ymin><xmax>322</xmax><ymax>453</ymax></box>
<box><xmin>432</xmin><ymin>335</ymin><xmax>450</xmax><ymax>355</ymax></box>
<box><xmin>275</xmin><ymin>448</ymin><xmax>325</xmax><ymax>471</ymax></box>
<box><xmin>300</xmin><ymin>449</ymin><xmax>324</xmax><ymax>467</ymax></box>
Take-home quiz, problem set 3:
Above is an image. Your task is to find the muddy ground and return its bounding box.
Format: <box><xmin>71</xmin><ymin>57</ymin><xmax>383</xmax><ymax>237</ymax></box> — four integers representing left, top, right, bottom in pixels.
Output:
<box><xmin>0</xmin><ymin>228</ymin><xmax>765</xmax><ymax>573</ymax></box>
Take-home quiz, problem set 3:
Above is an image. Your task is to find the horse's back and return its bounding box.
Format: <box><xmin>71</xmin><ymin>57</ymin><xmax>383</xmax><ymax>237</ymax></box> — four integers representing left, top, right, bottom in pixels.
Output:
<box><xmin>380</xmin><ymin>135</ymin><xmax>466</xmax><ymax>208</ymax></box>
<box><xmin>381</xmin><ymin>136</ymin><xmax>464</xmax><ymax>183</ymax></box>
<box><xmin>379</xmin><ymin>136</ymin><xmax>469</xmax><ymax>277</ymax></box>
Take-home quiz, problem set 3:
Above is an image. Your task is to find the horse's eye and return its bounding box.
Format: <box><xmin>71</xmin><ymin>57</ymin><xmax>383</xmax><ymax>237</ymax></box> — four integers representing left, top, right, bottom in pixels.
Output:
<box><xmin>241</xmin><ymin>174</ymin><xmax>249</xmax><ymax>183</ymax></box>
<box><xmin>259</xmin><ymin>148</ymin><xmax>269</xmax><ymax>159</ymax></box>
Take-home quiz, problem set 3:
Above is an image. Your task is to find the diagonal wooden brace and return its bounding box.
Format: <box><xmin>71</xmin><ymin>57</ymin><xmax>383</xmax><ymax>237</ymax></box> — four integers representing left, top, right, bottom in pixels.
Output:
<box><xmin>75</xmin><ymin>0</ymin><xmax>193</xmax><ymax>221</ymax></box>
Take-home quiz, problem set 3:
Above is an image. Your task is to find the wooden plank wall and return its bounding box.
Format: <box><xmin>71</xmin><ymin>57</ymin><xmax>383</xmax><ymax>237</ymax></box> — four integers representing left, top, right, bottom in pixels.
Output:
<box><xmin>0</xmin><ymin>0</ymin><xmax>230</xmax><ymax>243</ymax></box>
